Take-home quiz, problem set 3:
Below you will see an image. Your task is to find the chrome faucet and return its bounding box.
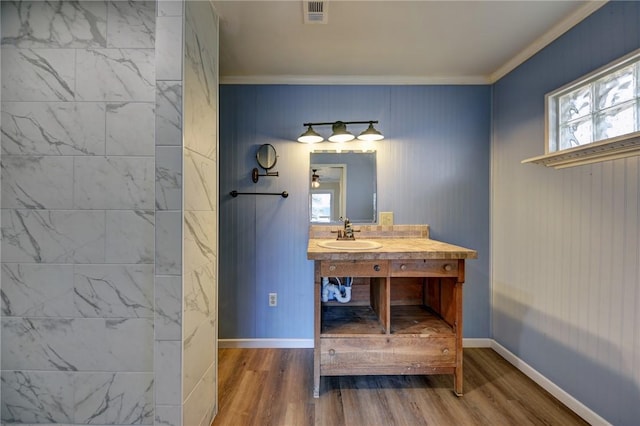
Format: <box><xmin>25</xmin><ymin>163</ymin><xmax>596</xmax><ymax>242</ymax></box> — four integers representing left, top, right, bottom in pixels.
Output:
<box><xmin>337</xmin><ymin>217</ymin><xmax>355</xmax><ymax>240</ymax></box>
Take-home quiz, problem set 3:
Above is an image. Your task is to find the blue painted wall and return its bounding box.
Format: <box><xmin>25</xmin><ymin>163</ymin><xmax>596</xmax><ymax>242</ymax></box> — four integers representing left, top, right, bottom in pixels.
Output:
<box><xmin>219</xmin><ymin>85</ymin><xmax>491</xmax><ymax>339</ymax></box>
<box><xmin>492</xmin><ymin>2</ymin><xmax>640</xmax><ymax>424</ymax></box>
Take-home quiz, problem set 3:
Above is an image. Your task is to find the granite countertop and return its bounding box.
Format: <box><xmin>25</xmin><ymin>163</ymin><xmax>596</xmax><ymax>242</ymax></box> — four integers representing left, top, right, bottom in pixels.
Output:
<box><xmin>307</xmin><ymin>237</ymin><xmax>478</xmax><ymax>261</ymax></box>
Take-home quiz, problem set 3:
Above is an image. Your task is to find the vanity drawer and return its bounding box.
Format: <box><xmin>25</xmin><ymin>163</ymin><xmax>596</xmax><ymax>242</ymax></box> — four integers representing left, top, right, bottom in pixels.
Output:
<box><xmin>320</xmin><ymin>336</ymin><xmax>456</xmax><ymax>375</ymax></box>
<box><xmin>390</xmin><ymin>260</ymin><xmax>458</xmax><ymax>277</ymax></box>
<box><xmin>320</xmin><ymin>260</ymin><xmax>388</xmax><ymax>277</ymax></box>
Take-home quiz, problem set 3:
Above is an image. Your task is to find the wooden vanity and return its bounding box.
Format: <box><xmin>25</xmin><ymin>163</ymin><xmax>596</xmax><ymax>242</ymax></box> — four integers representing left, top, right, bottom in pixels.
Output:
<box><xmin>307</xmin><ymin>225</ymin><xmax>477</xmax><ymax>398</ymax></box>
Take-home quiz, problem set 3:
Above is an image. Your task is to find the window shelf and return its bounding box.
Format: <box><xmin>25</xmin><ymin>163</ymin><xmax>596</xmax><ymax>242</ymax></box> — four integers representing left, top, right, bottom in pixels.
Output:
<box><xmin>522</xmin><ymin>131</ymin><xmax>640</xmax><ymax>169</ymax></box>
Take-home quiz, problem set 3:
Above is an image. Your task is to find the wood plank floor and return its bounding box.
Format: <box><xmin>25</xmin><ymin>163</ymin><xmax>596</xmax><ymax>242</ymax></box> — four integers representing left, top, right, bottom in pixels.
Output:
<box><xmin>211</xmin><ymin>348</ymin><xmax>589</xmax><ymax>426</ymax></box>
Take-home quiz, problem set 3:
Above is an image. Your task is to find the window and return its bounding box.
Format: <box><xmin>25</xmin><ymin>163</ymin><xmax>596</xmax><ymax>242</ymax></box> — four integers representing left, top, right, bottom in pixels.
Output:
<box><xmin>310</xmin><ymin>192</ymin><xmax>332</xmax><ymax>223</ymax></box>
<box><xmin>523</xmin><ymin>48</ymin><xmax>640</xmax><ymax>169</ymax></box>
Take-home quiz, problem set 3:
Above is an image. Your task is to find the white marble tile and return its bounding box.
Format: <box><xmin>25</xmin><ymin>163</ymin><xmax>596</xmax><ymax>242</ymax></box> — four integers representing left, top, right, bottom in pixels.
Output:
<box><xmin>156</xmin><ymin>16</ymin><xmax>182</xmax><ymax>81</ymax></box>
<box><xmin>74</xmin><ymin>157</ymin><xmax>154</xmax><ymax>209</ymax></box>
<box><xmin>183</xmin><ymin>211</ymin><xmax>216</xmax><ymax>274</ymax></box>
<box><xmin>156</xmin><ymin>146</ymin><xmax>182</xmax><ymax>210</ymax></box>
<box><xmin>1</xmin><ymin>48</ymin><xmax>75</xmax><ymax>101</ymax></box>
<box><xmin>74</xmin><ymin>265</ymin><xmax>154</xmax><ymax>318</ymax></box>
<box><xmin>158</xmin><ymin>1</ymin><xmax>183</xmax><ymax>17</ymax></box>
<box><xmin>1</xmin><ymin>209</ymin><xmax>105</xmax><ymax>263</ymax></box>
<box><xmin>183</xmin><ymin>72</ymin><xmax>217</xmax><ymax>159</ymax></box>
<box><xmin>155</xmin><ymin>81</ymin><xmax>182</xmax><ymax>146</ymax></box>
<box><xmin>73</xmin><ymin>318</ymin><xmax>154</xmax><ymax>371</ymax></box>
<box><xmin>183</xmin><ymin>316</ymin><xmax>215</xmax><ymax>398</ymax></box>
<box><xmin>105</xmin><ymin>210</ymin><xmax>154</xmax><ymax>264</ymax></box>
<box><xmin>183</xmin><ymin>360</ymin><xmax>216</xmax><ymax>426</ymax></box>
<box><xmin>184</xmin><ymin>148</ymin><xmax>216</xmax><ymax>211</ymax></box>
<box><xmin>155</xmin><ymin>340</ymin><xmax>181</xmax><ymax>405</ymax></box>
<box><xmin>155</xmin><ymin>405</ymin><xmax>181</xmax><ymax>426</ymax></box>
<box><xmin>1</xmin><ymin>1</ymin><xmax>107</xmax><ymax>48</ymax></box>
<box><xmin>1</xmin><ymin>156</ymin><xmax>74</xmax><ymax>209</ymax></box>
<box><xmin>74</xmin><ymin>372</ymin><xmax>153</xmax><ymax>424</ymax></box>
<box><xmin>101</xmin><ymin>318</ymin><xmax>154</xmax><ymax>371</ymax></box>
<box><xmin>154</xmin><ymin>276</ymin><xmax>182</xmax><ymax>340</ymax></box>
<box><xmin>106</xmin><ymin>1</ymin><xmax>155</xmax><ymax>48</ymax></box>
<box><xmin>0</xmin><ymin>317</ymin><xmax>155</xmax><ymax>372</ymax></box>
<box><xmin>155</xmin><ymin>211</ymin><xmax>182</xmax><ymax>275</ymax></box>
<box><xmin>1</xmin><ymin>102</ymin><xmax>106</xmax><ymax>155</ymax></box>
<box><xmin>184</xmin><ymin>262</ymin><xmax>215</xmax><ymax>340</ymax></box>
<box><xmin>75</xmin><ymin>49</ymin><xmax>154</xmax><ymax>101</ymax></box>
<box><xmin>184</xmin><ymin>1</ymin><xmax>218</xmax><ymax>157</ymax></box>
<box><xmin>2</xmin><ymin>317</ymin><xmax>80</xmax><ymax>371</ymax></box>
<box><xmin>1</xmin><ymin>370</ymin><xmax>74</xmax><ymax>423</ymax></box>
<box><xmin>106</xmin><ymin>102</ymin><xmax>155</xmax><ymax>155</ymax></box>
<box><xmin>1</xmin><ymin>263</ymin><xmax>76</xmax><ymax>317</ymax></box>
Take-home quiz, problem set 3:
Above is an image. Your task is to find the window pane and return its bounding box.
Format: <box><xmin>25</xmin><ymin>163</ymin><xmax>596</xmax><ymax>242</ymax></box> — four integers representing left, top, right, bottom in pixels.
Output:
<box><xmin>559</xmin><ymin>86</ymin><xmax>591</xmax><ymax>123</ymax></box>
<box><xmin>311</xmin><ymin>193</ymin><xmax>331</xmax><ymax>223</ymax></box>
<box><xmin>559</xmin><ymin>116</ymin><xmax>592</xmax><ymax>150</ymax></box>
<box><xmin>596</xmin><ymin>101</ymin><xmax>636</xmax><ymax>140</ymax></box>
<box><xmin>596</xmin><ymin>64</ymin><xmax>635</xmax><ymax>110</ymax></box>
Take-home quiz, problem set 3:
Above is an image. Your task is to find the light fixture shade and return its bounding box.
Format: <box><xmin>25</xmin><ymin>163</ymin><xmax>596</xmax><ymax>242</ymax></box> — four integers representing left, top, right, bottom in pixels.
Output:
<box><xmin>328</xmin><ymin>121</ymin><xmax>355</xmax><ymax>143</ymax></box>
<box><xmin>311</xmin><ymin>169</ymin><xmax>320</xmax><ymax>188</ymax></box>
<box><xmin>297</xmin><ymin>125</ymin><xmax>324</xmax><ymax>143</ymax></box>
<box><xmin>357</xmin><ymin>122</ymin><xmax>384</xmax><ymax>141</ymax></box>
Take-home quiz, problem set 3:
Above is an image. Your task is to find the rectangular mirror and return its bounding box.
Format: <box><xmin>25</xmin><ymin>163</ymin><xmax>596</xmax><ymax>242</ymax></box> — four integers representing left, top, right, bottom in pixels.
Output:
<box><xmin>310</xmin><ymin>151</ymin><xmax>377</xmax><ymax>224</ymax></box>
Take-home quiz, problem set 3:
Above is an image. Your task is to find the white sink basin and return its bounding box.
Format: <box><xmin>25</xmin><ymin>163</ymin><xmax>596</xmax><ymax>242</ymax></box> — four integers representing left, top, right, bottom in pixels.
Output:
<box><xmin>317</xmin><ymin>240</ymin><xmax>383</xmax><ymax>250</ymax></box>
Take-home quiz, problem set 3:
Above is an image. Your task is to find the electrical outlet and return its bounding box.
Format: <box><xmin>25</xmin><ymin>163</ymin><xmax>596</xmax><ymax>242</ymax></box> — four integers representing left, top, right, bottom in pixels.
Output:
<box><xmin>268</xmin><ymin>292</ymin><xmax>277</xmax><ymax>307</ymax></box>
<box><xmin>380</xmin><ymin>212</ymin><xmax>394</xmax><ymax>226</ymax></box>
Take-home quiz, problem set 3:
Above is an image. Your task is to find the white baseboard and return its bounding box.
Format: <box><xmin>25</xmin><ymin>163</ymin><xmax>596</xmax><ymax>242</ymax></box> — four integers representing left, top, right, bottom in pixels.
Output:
<box><xmin>220</xmin><ymin>338</ymin><xmax>492</xmax><ymax>349</ymax></box>
<box><xmin>490</xmin><ymin>340</ymin><xmax>610</xmax><ymax>426</ymax></box>
<box><xmin>462</xmin><ymin>338</ymin><xmax>493</xmax><ymax>348</ymax></box>
<box><xmin>219</xmin><ymin>338</ymin><xmax>314</xmax><ymax>348</ymax></box>
<box><xmin>218</xmin><ymin>337</ymin><xmax>609</xmax><ymax>424</ymax></box>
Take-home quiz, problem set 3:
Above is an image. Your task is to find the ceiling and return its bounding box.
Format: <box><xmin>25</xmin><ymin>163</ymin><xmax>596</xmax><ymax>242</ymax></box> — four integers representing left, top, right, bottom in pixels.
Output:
<box><xmin>213</xmin><ymin>0</ymin><xmax>607</xmax><ymax>85</ymax></box>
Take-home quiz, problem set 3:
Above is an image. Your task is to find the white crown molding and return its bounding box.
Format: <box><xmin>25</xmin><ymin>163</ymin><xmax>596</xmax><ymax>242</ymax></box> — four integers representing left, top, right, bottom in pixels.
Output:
<box><xmin>220</xmin><ymin>74</ymin><xmax>490</xmax><ymax>86</ymax></box>
<box><xmin>489</xmin><ymin>0</ymin><xmax>609</xmax><ymax>83</ymax></box>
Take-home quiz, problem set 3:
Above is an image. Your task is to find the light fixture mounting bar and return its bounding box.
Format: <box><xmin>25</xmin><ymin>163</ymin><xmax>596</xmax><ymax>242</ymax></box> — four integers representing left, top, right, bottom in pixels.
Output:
<box><xmin>302</xmin><ymin>120</ymin><xmax>378</xmax><ymax>127</ymax></box>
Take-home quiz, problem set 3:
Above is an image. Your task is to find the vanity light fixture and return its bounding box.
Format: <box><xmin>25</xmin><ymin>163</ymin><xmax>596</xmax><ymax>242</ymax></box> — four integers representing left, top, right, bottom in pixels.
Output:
<box><xmin>311</xmin><ymin>169</ymin><xmax>320</xmax><ymax>188</ymax></box>
<box><xmin>298</xmin><ymin>125</ymin><xmax>324</xmax><ymax>143</ymax></box>
<box><xmin>297</xmin><ymin>120</ymin><xmax>384</xmax><ymax>143</ymax></box>
<box><xmin>328</xmin><ymin>121</ymin><xmax>354</xmax><ymax>142</ymax></box>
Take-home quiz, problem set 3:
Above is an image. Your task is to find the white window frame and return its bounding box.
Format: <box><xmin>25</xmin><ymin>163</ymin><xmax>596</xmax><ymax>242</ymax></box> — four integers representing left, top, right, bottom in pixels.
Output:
<box><xmin>523</xmin><ymin>48</ymin><xmax>640</xmax><ymax>169</ymax></box>
<box><xmin>310</xmin><ymin>190</ymin><xmax>334</xmax><ymax>223</ymax></box>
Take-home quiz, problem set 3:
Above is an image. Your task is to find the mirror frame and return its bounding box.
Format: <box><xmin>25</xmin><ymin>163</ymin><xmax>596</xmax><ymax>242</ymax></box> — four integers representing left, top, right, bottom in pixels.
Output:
<box><xmin>256</xmin><ymin>144</ymin><xmax>277</xmax><ymax>170</ymax></box>
<box><xmin>310</xmin><ymin>150</ymin><xmax>377</xmax><ymax>224</ymax></box>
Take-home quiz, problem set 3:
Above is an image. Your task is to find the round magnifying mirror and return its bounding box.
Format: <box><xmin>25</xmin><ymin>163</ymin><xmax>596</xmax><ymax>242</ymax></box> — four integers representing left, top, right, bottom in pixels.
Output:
<box><xmin>256</xmin><ymin>144</ymin><xmax>277</xmax><ymax>170</ymax></box>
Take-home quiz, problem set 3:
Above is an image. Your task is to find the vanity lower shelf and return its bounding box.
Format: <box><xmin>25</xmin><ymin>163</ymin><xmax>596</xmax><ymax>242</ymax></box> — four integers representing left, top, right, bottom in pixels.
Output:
<box><xmin>320</xmin><ymin>305</ymin><xmax>456</xmax><ymax>376</ymax></box>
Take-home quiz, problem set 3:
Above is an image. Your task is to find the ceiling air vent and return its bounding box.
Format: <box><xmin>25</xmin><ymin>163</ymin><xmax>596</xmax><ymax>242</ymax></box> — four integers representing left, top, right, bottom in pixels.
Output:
<box><xmin>303</xmin><ymin>1</ymin><xmax>328</xmax><ymax>24</ymax></box>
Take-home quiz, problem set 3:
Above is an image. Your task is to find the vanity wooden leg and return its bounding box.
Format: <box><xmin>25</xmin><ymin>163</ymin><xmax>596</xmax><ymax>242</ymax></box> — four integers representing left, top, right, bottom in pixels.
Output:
<box><xmin>454</xmin><ymin>363</ymin><xmax>464</xmax><ymax>396</ymax></box>
<box><xmin>314</xmin><ymin>262</ymin><xmax>321</xmax><ymax>398</ymax></box>
<box><xmin>453</xmin><ymin>267</ymin><xmax>464</xmax><ymax>396</ymax></box>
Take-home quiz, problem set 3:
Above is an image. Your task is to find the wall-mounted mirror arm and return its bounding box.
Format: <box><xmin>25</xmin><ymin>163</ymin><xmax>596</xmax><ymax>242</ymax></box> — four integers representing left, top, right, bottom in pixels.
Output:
<box><xmin>251</xmin><ymin>168</ymin><xmax>279</xmax><ymax>183</ymax></box>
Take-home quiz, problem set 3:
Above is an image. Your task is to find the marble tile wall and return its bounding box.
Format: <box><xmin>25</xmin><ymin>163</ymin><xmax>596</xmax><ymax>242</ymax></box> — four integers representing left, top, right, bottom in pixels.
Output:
<box><xmin>1</xmin><ymin>1</ymin><xmax>157</xmax><ymax>424</ymax></box>
<box><xmin>154</xmin><ymin>1</ymin><xmax>184</xmax><ymax>425</ymax></box>
<box><xmin>182</xmin><ymin>1</ymin><xmax>218</xmax><ymax>425</ymax></box>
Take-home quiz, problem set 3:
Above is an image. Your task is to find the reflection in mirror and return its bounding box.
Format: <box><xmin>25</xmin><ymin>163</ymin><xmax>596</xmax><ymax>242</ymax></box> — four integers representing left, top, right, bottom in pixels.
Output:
<box><xmin>256</xmin><ymin>144</ymin><xmax>277</xmax><ymax>170</ymax></box>
<box><xmin>310</xmin><ymin>151</ymin><xmax>376</xmax><ymax>224</ymax></box>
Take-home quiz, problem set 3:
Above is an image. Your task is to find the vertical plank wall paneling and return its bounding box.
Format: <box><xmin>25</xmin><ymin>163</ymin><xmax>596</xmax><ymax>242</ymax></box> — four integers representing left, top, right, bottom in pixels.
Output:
<box><xmin>492</xmin><ymin>2</ymin><xmax>640</xmax><ymax>424</ymax></box>
<box><xmin>219</xmin><ymin>85</ymin><xmax>490</xmax><ymax>340</ymax></box>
